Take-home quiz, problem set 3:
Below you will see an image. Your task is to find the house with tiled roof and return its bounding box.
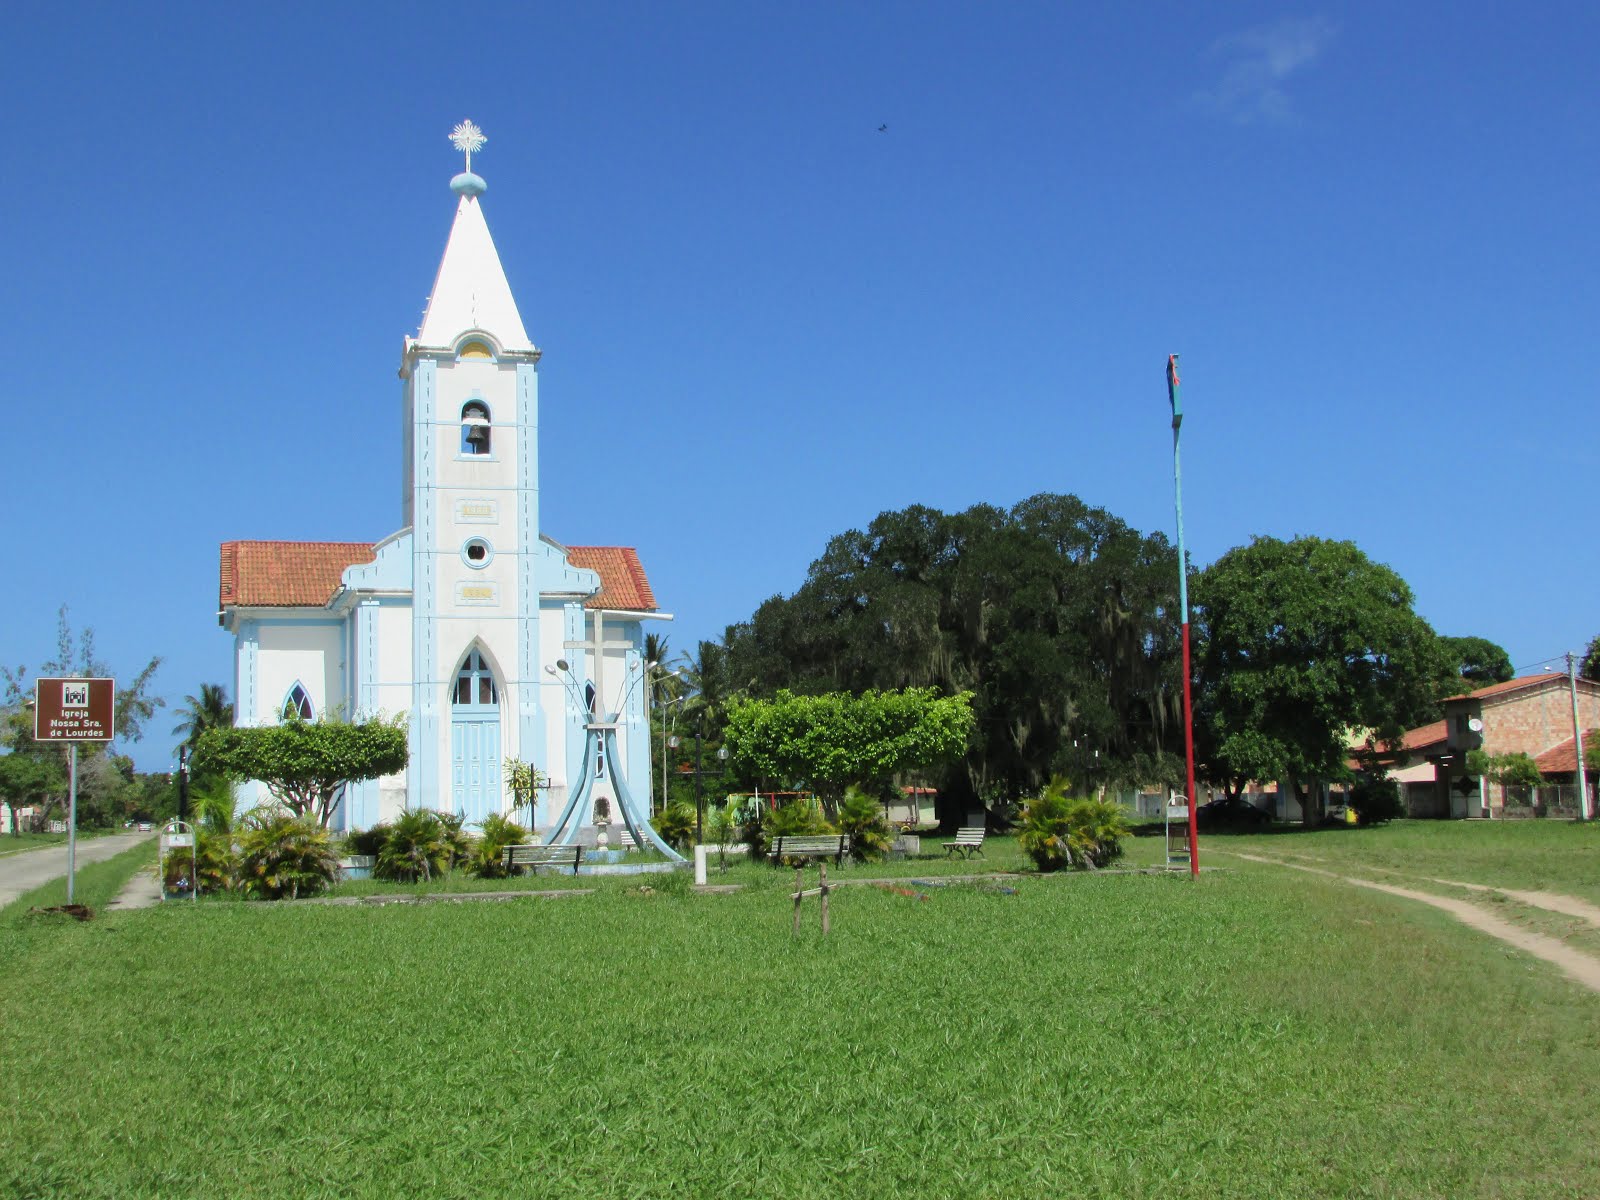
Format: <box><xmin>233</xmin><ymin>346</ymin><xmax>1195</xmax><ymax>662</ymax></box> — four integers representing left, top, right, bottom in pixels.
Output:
<box><xmin>217</xmin><ymin>132</ymin><xmax>675</xmax><ymax>848</ymax></box>
<box><xmin>1381</xmin><ymin>673</ymin><xmax>1599</xmax><ymax>817</ymax></box>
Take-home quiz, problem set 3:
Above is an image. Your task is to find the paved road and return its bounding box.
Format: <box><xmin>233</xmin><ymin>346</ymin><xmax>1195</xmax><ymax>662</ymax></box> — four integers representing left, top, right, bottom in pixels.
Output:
<box><xmin>0</xmin><ymin>831</ymin><xmax>155</xmax><ymax>908</ymax></box>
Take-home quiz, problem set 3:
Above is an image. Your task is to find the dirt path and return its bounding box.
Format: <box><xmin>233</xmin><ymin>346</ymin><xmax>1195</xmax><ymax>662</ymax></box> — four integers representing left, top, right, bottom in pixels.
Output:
<box><xmin>1422</xmin><ymin>879</ymin><xmax>1600</xmax><ymax>928</ymax></box>
<box><xmin>1228</xmin><ymin>851</ymin><xmax>1600</xmax><ymax>995</ymax></box>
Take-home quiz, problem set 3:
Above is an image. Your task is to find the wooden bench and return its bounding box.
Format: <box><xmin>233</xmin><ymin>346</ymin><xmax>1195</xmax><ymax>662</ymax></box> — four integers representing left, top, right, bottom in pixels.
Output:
<box><xmin>503</xmin><ymin>844</ymin><xmax>584</xmax><ymax>876</ymax></box>
<box><xmin>942</xmin><ymin>827</ymin><xmax>986</xmax><ymax>858</ymax></box>
<box><xmin>617</xmin><ymin>828</ymin><xmax>640</xmax><ymax>852</ymax></box>
<box><xmin>769</xmin><ymin>834</ymin><xmax>850</xmax><ymax>866</ymax></box>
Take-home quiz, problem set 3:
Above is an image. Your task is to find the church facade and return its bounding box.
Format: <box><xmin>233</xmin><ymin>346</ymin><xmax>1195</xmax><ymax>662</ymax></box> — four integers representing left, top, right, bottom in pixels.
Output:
<box><xmin>217</xmin><ymin>131</ymin><xmax>669</xmax><ymax>843</ymax></box>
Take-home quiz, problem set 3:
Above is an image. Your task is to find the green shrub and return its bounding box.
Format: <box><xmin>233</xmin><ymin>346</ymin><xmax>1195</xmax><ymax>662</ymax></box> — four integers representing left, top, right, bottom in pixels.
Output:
<box><xmin>376</xmin><ymin>809</ymin><xmax>454</xmax><ymax>882</ymax></box>
<box><xmin>471</xmin><ymin>812</ymin><xmax>529</xmax><ymax>878</ymax></box>
<box><xmin>342</xmin><ymin>822</ymin><xmax>389</xmax><ymax>858</ymax></box>
<box><xmin>166</xmin><ymin>830</ymin><xmax>238</xmax><ymax>896</ymax></box>
<box><xmin>160</xmin><ymin>848</ymin><xmax>198</xmax><ymax>896</ymax></box>
<box><xmin>756</xmin><ymin>799</ymin><xmax>834</xmax><ymax>864</ymax></box>
<box><xmin>837</xmin><ymin>786</ymin><xmax>892</xmax><ymax>862</ymax></box>
<box><xmin>1017</xmin><ymin>778</ymin><xmax>1129</xmax><ymax>872</ymax></box>
<box><xmin>654</xmin><ymin>802</ymin><xmax>696</xmax><ymax>851</ymax></box>
<box><xmin>702</xmin><ymin>801</ymin><xmax>741</xmax><ymax>872</ymax></box>
<box><xmin>235</xmin><ymin>813</ymin><xmax>340</xmax><ymax>900</ymax></box>
<box><xmin>1068</xmin><ymin>797</ymin><xmax>1130</xmax><ymax>867</ymax></box>
<box><xmin>194</xmin><ymin>830</ymin><xmax>236</xmax><ymax>895</ymax></box>
<box><xmin>1018</xmin><ymin>779</ymin><xmax>1074</xmax><ymax>871</ymax></box>
<box><xmin>1350</xmin><ymin>776</ymin><xmax>1404</xmax><ymax>826</ymax></box>
<box><xmin>190</xmin><ymin>782</ymin><xmax>239</xmax><ymax>834</ymax></box>
<box><xmin>438</xmin><ymin>811</ymin><xmax>472</xmax><ymax>872</ymax></box>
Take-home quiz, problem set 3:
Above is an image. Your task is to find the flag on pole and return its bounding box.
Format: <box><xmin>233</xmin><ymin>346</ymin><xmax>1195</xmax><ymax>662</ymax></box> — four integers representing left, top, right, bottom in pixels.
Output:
<box><xmin>1167</xmin><ymin>354</ymin><xmax>1182</xmax><ymax>427</ymax></box>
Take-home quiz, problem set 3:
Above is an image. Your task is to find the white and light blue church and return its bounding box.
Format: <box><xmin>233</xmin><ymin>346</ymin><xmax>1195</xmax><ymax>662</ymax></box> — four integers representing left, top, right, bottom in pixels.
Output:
<box><xmin>218</xmin><ymin>123</ymin><xmax>672</xmax><ymax>846</ymax></box>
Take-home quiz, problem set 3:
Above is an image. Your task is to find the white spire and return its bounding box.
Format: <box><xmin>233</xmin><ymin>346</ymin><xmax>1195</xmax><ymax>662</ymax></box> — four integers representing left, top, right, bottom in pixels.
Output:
<box><xmin>416</xmin><ymin>121</ymin><xmax>534</xmax><ymax>353</ymax></box>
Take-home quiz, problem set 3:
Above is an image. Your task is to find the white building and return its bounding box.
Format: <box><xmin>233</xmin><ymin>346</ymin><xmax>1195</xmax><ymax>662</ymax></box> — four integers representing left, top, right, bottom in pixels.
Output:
<box><xmin>217</xmin><ymin>127</ymin><xmax>671</xmax><ymax>846</ymax></box>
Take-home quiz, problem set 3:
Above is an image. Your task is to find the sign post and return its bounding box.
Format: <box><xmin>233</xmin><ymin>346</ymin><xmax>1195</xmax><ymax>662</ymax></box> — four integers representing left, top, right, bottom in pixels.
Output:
<box><xmin>33</xmin><ymin>678</ymin><xmax>116</xmax><ymax>905</ymax></box>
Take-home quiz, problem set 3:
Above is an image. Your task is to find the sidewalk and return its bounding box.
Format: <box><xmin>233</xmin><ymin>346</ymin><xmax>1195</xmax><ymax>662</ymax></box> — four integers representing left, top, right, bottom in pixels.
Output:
<box><xmin>0</xmin><ymin>830</ymin><xmax>155</xmax><ymax>908</ymax></box>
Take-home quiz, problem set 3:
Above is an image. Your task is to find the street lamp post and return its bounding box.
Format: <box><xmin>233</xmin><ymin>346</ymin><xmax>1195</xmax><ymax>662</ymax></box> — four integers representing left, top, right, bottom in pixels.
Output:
<box><xmin>694</xmin><ymin>714</ymin><xmax>705</xmax><ymax>845</ymax></box>
<box><xmin>658</xmin><ymin>692</ymin><xmax>686</xmax><ymax>815</ymax></box>
<box><xmin>1168</xmin><ymin>354</ymin><xmax>1200</xmax><ymax>877</ymax></box>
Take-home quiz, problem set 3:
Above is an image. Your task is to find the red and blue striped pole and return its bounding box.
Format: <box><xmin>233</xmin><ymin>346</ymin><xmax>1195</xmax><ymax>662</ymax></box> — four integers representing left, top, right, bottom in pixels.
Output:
<box><xmin>1169</xmin><ymin>354</ymin><xmax>1200</xmax><ymax>876</ymax></box>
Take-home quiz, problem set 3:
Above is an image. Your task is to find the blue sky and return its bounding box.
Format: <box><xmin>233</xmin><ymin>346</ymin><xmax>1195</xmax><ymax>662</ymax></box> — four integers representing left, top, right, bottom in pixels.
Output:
<box><xmin>3</xmin><ymin>3</ymin><xmax>1596</xmax><ymax>769</ymax></box>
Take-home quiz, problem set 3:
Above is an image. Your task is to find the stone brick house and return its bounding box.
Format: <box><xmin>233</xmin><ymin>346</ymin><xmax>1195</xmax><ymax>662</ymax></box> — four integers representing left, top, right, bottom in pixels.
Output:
<box><xmin>1384</xmin><ymin>673</ymin><xmax>1600</xmax><ymax>817</ymax></box>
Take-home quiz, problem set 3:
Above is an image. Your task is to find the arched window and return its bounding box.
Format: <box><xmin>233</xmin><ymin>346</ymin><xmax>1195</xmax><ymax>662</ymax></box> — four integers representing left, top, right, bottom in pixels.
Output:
<box><xmin>461</xmin><ymin>401</ymin><xmax>491</xmax><ymax>456</ymax></box>
<box><xmin>281</xmin><ymin>682</ymin><xmax>314</xmax><ymax>722</ymax></box>
<box><xmin>454</xmin><ymin>648</ymin><xmax>499</xmax><ymax>707</ymax></box>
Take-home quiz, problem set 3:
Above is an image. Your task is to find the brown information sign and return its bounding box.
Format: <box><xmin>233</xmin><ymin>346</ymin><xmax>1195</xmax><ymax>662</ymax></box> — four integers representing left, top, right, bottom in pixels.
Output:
<box><xmin>34</xmin><ymin>678</ymin><xmax>116</xmax><ymax>743</ymax></box>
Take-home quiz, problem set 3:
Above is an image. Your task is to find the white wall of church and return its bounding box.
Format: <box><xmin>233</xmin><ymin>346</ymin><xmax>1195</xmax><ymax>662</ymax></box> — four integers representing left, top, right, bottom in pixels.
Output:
<box><xmin>254</xmin><ymin>621</ymin><xmax>345</xmax><ymax>724</ymax></box>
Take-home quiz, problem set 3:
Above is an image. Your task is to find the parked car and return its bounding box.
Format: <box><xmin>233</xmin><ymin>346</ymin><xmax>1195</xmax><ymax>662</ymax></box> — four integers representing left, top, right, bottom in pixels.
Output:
<box><xmin>1194</xmin><ymin>795</ymin><xmax>1272</xmax><ymax>829</ymax></box>
<box><xmin>136</xmin><ymin>821</ymin><xmax>154</xmax><ymax>832</ymax></box>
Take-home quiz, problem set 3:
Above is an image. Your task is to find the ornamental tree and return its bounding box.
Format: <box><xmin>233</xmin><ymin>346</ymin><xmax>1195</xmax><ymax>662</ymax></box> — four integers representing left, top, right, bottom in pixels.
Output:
<box><xmin>722</xmin><ymin>687</ymin><xmax>974</xmax><ymax>820</ymax></box>
<box><xmin>1193</xmin><ymin>536</ymin><xmax>1445</xmax><ymax>825</ymax></box>
<box><xmin>1437</xmin><ymin>635</ymin><xmax>1514</xmax><ymax>689</ymax></box>
<box><xmin>195</xmin><ymin>715</ymin><xmax>409</xmax><ymax>827</ymax></box>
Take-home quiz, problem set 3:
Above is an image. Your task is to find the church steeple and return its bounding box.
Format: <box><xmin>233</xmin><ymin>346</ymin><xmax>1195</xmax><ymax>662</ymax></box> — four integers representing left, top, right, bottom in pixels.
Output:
<box><xmin>416</xmin><ymin>121</ymin><xmax>534</xmax><ymax>354</ymax></box>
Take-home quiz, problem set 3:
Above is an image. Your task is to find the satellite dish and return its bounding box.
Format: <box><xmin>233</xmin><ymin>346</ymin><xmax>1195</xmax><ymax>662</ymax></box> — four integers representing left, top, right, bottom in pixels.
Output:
<box><xmin>1468</xmin><ymin>718</ymin><xmax>1484</xmax><ymax>733</ymax></box>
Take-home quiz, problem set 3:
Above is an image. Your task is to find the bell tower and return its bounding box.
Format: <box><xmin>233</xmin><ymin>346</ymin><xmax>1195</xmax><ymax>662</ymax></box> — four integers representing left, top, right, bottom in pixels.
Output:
<box><xmin>398</xmin><ymin>121</ymin><xmax>545</xmax><ymax>809</ymax></box>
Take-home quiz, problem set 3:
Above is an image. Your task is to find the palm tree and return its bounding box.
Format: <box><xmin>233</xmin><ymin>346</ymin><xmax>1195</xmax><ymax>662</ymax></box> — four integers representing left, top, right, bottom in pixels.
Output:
<box><xmin>643</xmin><ymin>634</ymin><xmax>685</xmax><ymax>709</ymax></box>
<box><xmin>172</xmin><ymin>683</ymin><xmax>234</xmax><ymax>752</ymax></box>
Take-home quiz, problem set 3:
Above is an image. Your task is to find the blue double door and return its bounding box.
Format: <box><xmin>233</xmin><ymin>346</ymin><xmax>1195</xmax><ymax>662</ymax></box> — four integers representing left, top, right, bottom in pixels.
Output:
<box><xmin>451</xmin><ymin>712</ymin><xmax>502</xmax><ymax>826</ymax></box>
<box><xmin>451</xmin><ymin>648</ymin><xmax>502</xmax><ymax>827</ymax></box>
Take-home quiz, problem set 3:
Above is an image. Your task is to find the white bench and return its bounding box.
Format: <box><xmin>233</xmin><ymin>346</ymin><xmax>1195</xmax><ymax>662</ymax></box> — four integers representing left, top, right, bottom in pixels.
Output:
<box><xmin>503</xmin><ymin>844</ymin><xmax>583</xmax><ymax>876</ymax></box>
<box><xmin>769</xmin><ymin>834</ymin><xmax>850</xmax><ymax>866</ymax></box>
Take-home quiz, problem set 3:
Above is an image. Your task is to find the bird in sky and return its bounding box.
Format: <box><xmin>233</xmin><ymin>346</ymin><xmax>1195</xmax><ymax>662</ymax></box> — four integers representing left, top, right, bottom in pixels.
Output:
<box><xmin>878</xmin><ymin>124</ymin><xmax>888</xmax><ymax>132</ymax></box>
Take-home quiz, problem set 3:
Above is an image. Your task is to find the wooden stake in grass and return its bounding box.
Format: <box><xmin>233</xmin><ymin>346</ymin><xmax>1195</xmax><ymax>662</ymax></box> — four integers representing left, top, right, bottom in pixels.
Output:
<box><xmin>791</xmin><ymin>862</ymin><xmax>831</xmax><ymax>936</ymax></box>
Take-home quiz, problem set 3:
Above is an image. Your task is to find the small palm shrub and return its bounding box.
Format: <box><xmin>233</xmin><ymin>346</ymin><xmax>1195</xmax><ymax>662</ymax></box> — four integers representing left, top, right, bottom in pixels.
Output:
<box><xmin>472</xmin><ymin>812</ymin><xmax>529</xmax><ymax>878</ymax></box>
<box><xmin>376</xmin><ymin>809</ymin><xmax>453</xmax><ymax>882</ymax></box>
<box><xmin>1018</xmin><ymin>778</ymin><xmax>1130</xmax><ymax>872</ymax></box>
<box><xmin>236</xmin><ymin>813</ymin><xmax>340</xmax><ymax>899</ymax></box>
<box><xmin>194</xmin><ymin>831</ymin><xmax>236</xmax><ymax>895</ymax></box>
<box><xmin>1068</xmin><ymin>797</ymin><xmax>1131</xmax><ymax>867</ymax></box>
<box><xmin>190</xmin><ymin>782</ymin><xmax>239</xmax><ymax>834</ymax></box>
<box><xmin>758</xmin><ymin>799</ymin><xmax>833</xmax><ymax>861</ymax></box>
<box><xmin>1018</xmin><ymin>779</ymin><xmax>1076</xmax><ymax>871</ymax></box>
<box><xmin>439</xmin><ymin>811</ymin><xmax>472</xmax><ymax>871</ymax></box>
<box><xmin>654</xmin><ymin>802</ymin><xmax>696</xmax><ymax>851</ymax></box>
<box><xmin>837</xmin><ymin>786</ymin><xmax>892</xmax><ymax>862</ymax></box>
<box><xmin>706</xmin><ymin>801</ymin><xmax>740</xmax><ymax>869</ymax></box>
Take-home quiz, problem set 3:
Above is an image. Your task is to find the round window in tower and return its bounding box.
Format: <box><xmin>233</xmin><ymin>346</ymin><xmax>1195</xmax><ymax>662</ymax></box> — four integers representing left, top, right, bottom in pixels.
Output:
<box><xmin>461</xmin><ymin>537</ymin><xmax>494</xmax><ymax>569</ymax></box>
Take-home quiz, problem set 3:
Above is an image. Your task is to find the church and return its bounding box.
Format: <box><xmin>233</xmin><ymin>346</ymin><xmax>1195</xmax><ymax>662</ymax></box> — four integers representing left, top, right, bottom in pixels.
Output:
<box><xmin>217</xmin><ymin>123</ymin><xmax>673</xmax><ymax>849</ymax></box>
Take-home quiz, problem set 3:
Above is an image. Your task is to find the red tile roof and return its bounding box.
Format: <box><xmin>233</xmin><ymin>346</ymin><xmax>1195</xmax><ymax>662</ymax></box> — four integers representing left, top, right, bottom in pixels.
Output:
<box><xmin>219</xmin><ymin>541</ymin><xmax>376</xmax><ymax>608</ymax></box>
<box><xmin>1534</xmin><ymin>730</ymin><xmax>1599</xmax><ymax>775</ymax></box>
<box><xmin>567</xmin><ymin>546</ymin><xmax>657</xmax><ymax>611</ymax></box>
<box><xmin>1442</xmin><ymin>673</ymin><xmax>1564</xmax><ymax>704</ymax></box>
<box><xmin>218</xmin><ymin>540</ymin><xmax>656</xmax><ymax>611</ymax></box>
<box><xmin>1401</xmin><ymin>721</ymin><xmax>1448</xmax><ymax>751</ymax></box>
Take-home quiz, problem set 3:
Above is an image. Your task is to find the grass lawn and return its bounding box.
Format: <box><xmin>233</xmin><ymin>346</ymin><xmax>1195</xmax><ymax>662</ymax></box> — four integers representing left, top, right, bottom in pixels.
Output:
<box><xmin>1202</xmin><ymin>819</ymin><xmax>1600</xmax><ymax>904</ymax></box>
<box><xmin>1</xmin><ymin>838</ymin><xmax>156</xmax><ymax>925</ymax></box>
<box><xmin>3</xmin><ymin>829</ymin><xmax>1599</xmax><ymax>1198</ymax></box>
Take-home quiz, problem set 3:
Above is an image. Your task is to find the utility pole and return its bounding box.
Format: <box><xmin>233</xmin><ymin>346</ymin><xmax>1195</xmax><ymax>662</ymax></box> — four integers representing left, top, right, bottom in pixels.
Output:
<box><xmin>1168</xmin><ymin>355</ymin><xmax>1200</xmax><ymax>876</ymax></box>
<box><xmin>1568</xmin><ymin>652</ymin><xmax>1591</xmax><ymax>821</ymax></box>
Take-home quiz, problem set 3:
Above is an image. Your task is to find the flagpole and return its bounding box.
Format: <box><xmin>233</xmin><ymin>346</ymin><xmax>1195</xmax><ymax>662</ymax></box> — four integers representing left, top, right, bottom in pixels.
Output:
<box><xmin>1169</xmin><ymin>355</ymin><xmax>1200</xmax><ymax>877</ymax></box>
